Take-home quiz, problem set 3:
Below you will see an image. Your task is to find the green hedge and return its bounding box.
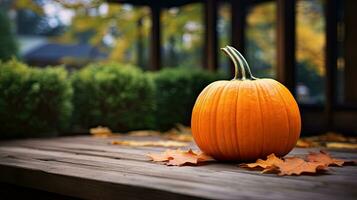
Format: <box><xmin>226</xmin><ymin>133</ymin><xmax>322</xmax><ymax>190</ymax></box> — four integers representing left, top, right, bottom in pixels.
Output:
<box><xmin>153</xmin><ymin>67</ymin><xmax>226</xmax><ymax>130</ymax></box>
<box><xmin>71</xmin><ymin>62</ymin><xmax>156</xmax><ymax>132</ymax></box>
<box><xmin>0</xmin><ymin>60</ymin><xmax>72</xmax><ymax>138</ymax></box>
<box><xmin>0</xmin><ymin>60</ymin><xmax>227</xmax><ymax>137</ymax></box>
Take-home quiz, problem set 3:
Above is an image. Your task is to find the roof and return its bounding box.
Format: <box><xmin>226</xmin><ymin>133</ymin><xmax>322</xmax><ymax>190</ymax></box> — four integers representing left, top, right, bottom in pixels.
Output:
<box><xmin>24</xmin><ymin>43</ymin><xmax>107</xmax><ymax>62</ymax></box>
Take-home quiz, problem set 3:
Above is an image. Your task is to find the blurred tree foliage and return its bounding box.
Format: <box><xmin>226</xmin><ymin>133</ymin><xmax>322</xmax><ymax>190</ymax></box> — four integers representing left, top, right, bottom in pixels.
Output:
<box><xmin>245</xmin><ymin>0</ymin><xmax>325</xmax><ymax>103</ymax></box>
<box><xmin>1</xmin><ymin>0</ymin><xmax>65</xmax><ymax>36</ymax></box>
<box><xmin>162</xmin><ymin>4</ymin><xmax>203</xmax><ymax>68</ymax></box>
<box><xmin>54</xmin><ymin>1</ymin><xmax>152</xmax><ymax>68</ymax></box>
<box><xmin>4</xmin><ymin>0</ymin><xmax>325</xmax><ymax>82</ymax></box>
<box><xmin>246</xmin><ymin>2</ymin><xmax>277</xmax><ymax>78</ymax></box>
<box><xmin>0</xmin><ymin>9</ymin><xmax>18</xmax><ymax>61</ymax></box>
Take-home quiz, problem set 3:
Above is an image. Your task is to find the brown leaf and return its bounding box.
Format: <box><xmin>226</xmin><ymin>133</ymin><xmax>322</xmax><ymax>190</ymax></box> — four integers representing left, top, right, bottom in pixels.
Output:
<box><xmin>147</xmin><ymin>149</ymin><xmax>177</xmax><ymax>162</ymax></box>
<box><xmin>163</xmin><ymin>124</ymin><xmax>194</xmax><ymax>142</ymax></box>
<box><xmin>166</xmin><ymin>149</ymin><xmax>199</xmax><ymax>166</ymax></box>
<box><xmin>295</xmin><ymin>132</ymin><xmax>357</xmax><ymax>149</ymax></box>
<box><xmin>90</xmin><ymin>126</ymin><xmax>113</xmax><ymax>138</ymax></box>
<box><xmin>127</xmin><ymin>130</ymin><xmax>161</xmax><ymax>137</ymax></box>
<box><xmin>164</xmin><ymin>133</ymin><xmax>194</xmax><ymax>142</ymax></box>
<box><xmin>111</xmin><ymin>140</ymin><xmax>187</xmax><ymax>147</ymax></box>
<box><xmin>318</xmin><ymin>132</ymin><xmax>350</xmax><ymax>143</ymax></box>
<box><xmin>148</xmin><ymin>149</ymin><xmax>214</xmax><ymax>166</ymax></box>
<box><xmin>296</xmin><ymin>139</ymin><xmax>319</xmax><ymax>148</ymax></box>
<box><xmin>275</xmin><ymin>157</ymin><xmax>328</xmax><ymax>176</ymax></box>
<box><xmin>240</xmin><ymin>154</ymin><xmax>283</xmax><ymax>171</ymax></box>
<box><xmin>307</xmin><ymin>151</ymin><xmax>346</xmax><ymax>166</ymax></box>
<box><xmin>326</xmin><ymin>142</ymin><xmax>357</xmax><ymax>150</ymax></box>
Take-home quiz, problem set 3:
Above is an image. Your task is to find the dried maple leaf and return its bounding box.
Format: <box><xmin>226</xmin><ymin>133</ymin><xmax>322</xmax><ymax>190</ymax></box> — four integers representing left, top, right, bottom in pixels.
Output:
<box><xmin>90</xmin><ymin>126</ymin><xmax>113</xmax><ymax>138</ymax></box>
<box><xmin>296</xmin><ymin>139</ymin><xmax>319</xmax><ymax>148</ymax></box>
<box><xmin>147</xmin><ymin>149</ymin><xmax>214</xmax><ymax>166</ymax></box>
<box><xmin>319</xmin><ymin>132</ymin><xmax>349</xmax><ymax>142</ymax></box>
<box><xmin>166</xmin><ymin>149</ymin><xmax>199</xmax><ymax>166</ymax></box>
<box><xmin>307</xmin><ymin>151</ymin><xmax>346</xmax><ymax>166</ymax></box>
<box><xmin>240</xmin><ymin>154</ymin><xmax>284</xmax><ymax>172</ymax></box>
<box><xmin>295</xmin><ymin>132</ymin><xmax>357</xmax><ymax>149</ymax></box>
<box><xmin>163</xmin><ymin>124</ymin><xmax>194</xmax><ymax>142</ymax></box>
<box><xmin>326</xmin><ymin>142</ymin><xmax>357</xmax><ymax>150</ymax></box>
<box><xmin>147</xmin><ymin>149</ymin><xmax>177</xmax><ymax>162</ymax></box>
<box><xmin>164</xmin><ymin>133</ymin><xmax>193</xmax><ymax>142</ymax></box>
<box><xmin>197</xmin><ymin>152</ymin><xmax>214</xmax><ymax>162</ymax></box>
<box><xmin>127</xmin><ymin>130</ymin><xmax>161</xmax><ymax>137</ymax></box>
<box><xmin>111</xmin><ymin>140</ymin><xmax>188</xmax><ymax>147</ymax></box>
<box><xmin>275</xmin><ymin>157</ymin><xmax>328</xmax><ymax>176</ymax></box>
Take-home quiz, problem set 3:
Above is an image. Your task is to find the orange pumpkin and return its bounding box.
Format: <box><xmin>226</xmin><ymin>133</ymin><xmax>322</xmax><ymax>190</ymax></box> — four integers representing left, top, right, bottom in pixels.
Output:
<box><xmin>191</xmin><ymin>46</ymin><xmax>301</xmax><ymax>161</ymax></box>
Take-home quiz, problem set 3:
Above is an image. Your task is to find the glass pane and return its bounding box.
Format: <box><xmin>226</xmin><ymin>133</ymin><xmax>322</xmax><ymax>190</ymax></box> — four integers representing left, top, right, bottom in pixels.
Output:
<box><xmin>336</xmin><ymin>0</ymin><xmax>344</xmax><ymax>104</ymax></box>
<box><xmin>245</xmin><ymin>2</ymin><xmax>277</xmax><ymax>78</ymax></box>
<box><xmin>296</xmin><ymin>0</ymin><xmax>326</xmax><ymax>104</ymax></box>
<box><xmin>106</xmin><ymin>5</ymin><xmax>151</xmax><ymax>69</ymax></box>
<box><xmin>336</xmin><ymin>0</ymin><xmax>357</xmax><ymax>106</ymax></box>
<box><xmin>161</xmin><ymin>4</ymin><xmax>204</xmax><ymax>68</ymax></box>
<box><xmin>218</xmin><ymin>2</ymin><xmax>231</xmax><ymax>75</ymax></box>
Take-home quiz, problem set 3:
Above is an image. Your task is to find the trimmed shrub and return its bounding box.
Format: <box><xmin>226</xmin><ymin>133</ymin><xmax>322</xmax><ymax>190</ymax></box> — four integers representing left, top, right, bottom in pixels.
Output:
<box><xmin>0</xmin><ymin>60</ymin><xmax>73</xmax><ymax>138</ymax></box>
<box><xmin>153</xmin><ymin>67</ymin><xmax>227</xmax><ymax>130</ymax></box>
<box><xmin>71</xmin><ymin>62</ymin><xmax>155</xmax><ymax>132</ymax></box>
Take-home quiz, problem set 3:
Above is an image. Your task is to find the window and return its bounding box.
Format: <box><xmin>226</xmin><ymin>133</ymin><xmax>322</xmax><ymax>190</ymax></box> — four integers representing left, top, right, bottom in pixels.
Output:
<box><xmin>245</xmin><ymin>1</ymin><xmax>277</xmax><ymax>79</ymax></box>
<box><xmin>295</xmin><ymin>0</ymin><xmax>326</xmax><ymax>105</ymax></box>
<box><xmin>161</xmin><ymin>4</ymin><xmax>204</xmax><ymax>68</ymax></box>
<box><xmin>217</xmin><ymin>2</ymin><xmax>231</xmax><ymax>75</ymax></box>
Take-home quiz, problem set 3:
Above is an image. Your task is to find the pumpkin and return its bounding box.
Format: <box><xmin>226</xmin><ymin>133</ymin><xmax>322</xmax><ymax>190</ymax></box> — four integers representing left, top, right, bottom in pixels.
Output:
<box><xmin>191</xmin><ymin>46</ymin><xmax>301</xmax><ymax>161</ymax></box>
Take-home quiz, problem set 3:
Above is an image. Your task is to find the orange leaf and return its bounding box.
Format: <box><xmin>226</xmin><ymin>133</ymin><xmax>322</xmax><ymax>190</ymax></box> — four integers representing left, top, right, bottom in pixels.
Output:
<box><xmin>147</xmin><ymin>149</ymin><xmax>214</xmax><ymax>166</ymax></box>
<box><xmin>275</xmin><ymin>157</ymin><xmax>328</xmax><ymax>176</ymax></box>
<box><xmin>111</xmin><ymin>140</ymin><xmax>187</xmax><ymax>147</ymax></box>
<box><xmin>307</xmin><ymin>151</ymin><xmax>346</xmax><ymax>166</ymax></box>
<box><xmin>197</xmin><ymin>152</ymin><xmax>214</xmax><ymax>162</ymax></box>
<box><xmin>90</xmin><ymin>126</ymin><xmax>113</xmax><ymax>138</ymax></box>
<box><xmin>296</xmin><ymin>139</ymin><xmax>319</xmax><ymax>148</ymax></box>
<box><xmin>127</xmin><ymin>130</ymin><xmax>161</xmax><ymax>137</ymax></box>
<box><xmin>166</xmin><ymin>149</ymin><xmax>199</xmax><ymax>166</ymax></box>
<box><xmin>147</xmin><ymin>149</ymin><xmax>177</xmax><ymax>162</ymax></box>
<box><xmin>240</xmin><ymin>154</ymin><xmax>284</xmax><ymax>170</ymax></box>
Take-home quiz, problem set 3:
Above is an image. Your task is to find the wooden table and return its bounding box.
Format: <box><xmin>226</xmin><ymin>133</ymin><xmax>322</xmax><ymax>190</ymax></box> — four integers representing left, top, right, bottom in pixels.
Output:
<box><xmin>0</xmin><ymin>135</ymin><xmax>356</xmax><ymax>200</ymax></box>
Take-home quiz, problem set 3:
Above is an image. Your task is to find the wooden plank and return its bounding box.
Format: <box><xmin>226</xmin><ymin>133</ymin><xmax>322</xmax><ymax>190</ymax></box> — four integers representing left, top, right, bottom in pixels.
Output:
<box><xmin>204</xmin><ymin>0</ymin><xmax>218</xmax><ymax>71</ymax></box>
<box><xmin>1</xmin><ymin>145</ymin><xmax>356</xmax><ymax>184</ymax></box>
<box><xmin>277</xmin><ymin>0</ymin><xmax>296</xmax><ymax>95</ymax></box>
<box><xmin>0</xmin><ymin>146</ymin><xmax>356</xmax><ymax>200</ymax></box>
<box><xmin>0</xmin><ymin>136</ymin><xmax>356</xmax><ymax>199</ymax></box>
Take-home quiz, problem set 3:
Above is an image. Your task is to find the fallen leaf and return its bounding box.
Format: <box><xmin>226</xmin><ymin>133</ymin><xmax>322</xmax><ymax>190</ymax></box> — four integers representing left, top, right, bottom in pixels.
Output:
<box><xmin>147</xmin><ymin>149</ymin><xmax>214</xmax><ymax>166</ymax></box>
<box><xmin>164</xmin><ymin>133</ymin><xmax>193</xmax><ymax>142</ymax></box>
<box><xmin>318</xmin><ymin>132</ymin><xmax>349</xmax><ymax>142</ymax></box>
<box><xmin>307</xmin><ymin>151</ymin><xmax>345</xmax><ymax>166</ymax></box>
<box><xmin>111</xmin><ymin>140</ymin><xmax>187</xmax><ymax>147</ymax></box>
<box><xmin>239</xmin><ymin>154</ymin><xmax>284</xmax><ymax>171</ymax></box>
<box><xmin>296</xmin><ymin>132</ymin><xmax>357</xmax><ymax>149</ymax></box>
<box><xmin>90</xmin><ymin>126</ymin><xmax>113</xmax><ymax>138</ymax></box>
<box><xmin>296</xmin><ymin>139</ymin><xmax>319</xmax><ymax>148</ymax></box>
<box><xmin>166</xmin><ymin>149</ymin><xmax>199</xmax><ymax>166</ymax></box>
<box><xmin>326</xmin><ymin>142</ymin><xmax>357</xmax><ymax>149</ymax></box>
<box><xmin>275</xmin><ymin>157</ymin><xmax>328</xmax><ymax>176</ymax></box>
<box><xmin>197</xmin><ymin>152</ymin><xmax>215</xmax><ymax>162</ymax></box>
<box><xmin>127</xmin><ymin>130</ymin><xmax>161</xmax><ymax>137</ymax></box>
<box><xmin>163</xmin><ymin>124</ymin><xmax>194</xmax><ymax>142</ymax></box>
<box><xmin>147</xmin><ymin>149</ymin><xmax>177</xmax><ymax>162</ymax></box>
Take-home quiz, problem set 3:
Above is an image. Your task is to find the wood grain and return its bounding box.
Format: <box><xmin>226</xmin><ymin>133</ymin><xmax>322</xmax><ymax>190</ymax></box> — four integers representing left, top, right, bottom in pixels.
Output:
<box><xmin>0</xmin><ymin>136</ymin><xmax>356</xmax><ymax>200</ymax></box>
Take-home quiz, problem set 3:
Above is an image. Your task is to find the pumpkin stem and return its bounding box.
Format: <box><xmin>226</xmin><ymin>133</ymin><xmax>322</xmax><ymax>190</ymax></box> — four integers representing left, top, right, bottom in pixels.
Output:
<box><xmin>221</xmin><ymin>46</ymin><xmax>256</xmax><ymax>80</ymax></box>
